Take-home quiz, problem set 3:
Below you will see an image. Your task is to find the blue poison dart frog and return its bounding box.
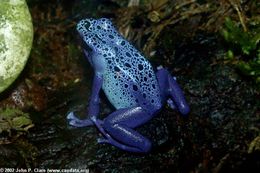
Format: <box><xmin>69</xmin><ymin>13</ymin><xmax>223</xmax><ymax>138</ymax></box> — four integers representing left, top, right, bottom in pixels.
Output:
<box><xmin>67</xmin><ymin>18</ymin><xmax>190</xmax><ymax>153</ymax></box>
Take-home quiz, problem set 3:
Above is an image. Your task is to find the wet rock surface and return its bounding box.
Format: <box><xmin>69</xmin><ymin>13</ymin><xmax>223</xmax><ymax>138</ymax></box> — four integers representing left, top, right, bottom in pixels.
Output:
<box><xmin>1</xmin><ymin>34</ymin><xmax>258</xmax><ymax>173</ymax></box>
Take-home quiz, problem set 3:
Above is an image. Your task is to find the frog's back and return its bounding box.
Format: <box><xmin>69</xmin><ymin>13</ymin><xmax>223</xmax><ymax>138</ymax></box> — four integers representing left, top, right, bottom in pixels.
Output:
<box><xmin>82</xmin><ymin>18</ymin><xmax>161</xmax><ymax>110</ymax></box>
<box><xmin>102</xmin><ymin>38</ymin><xmax>161</xmax><ymax>110</ymax></box>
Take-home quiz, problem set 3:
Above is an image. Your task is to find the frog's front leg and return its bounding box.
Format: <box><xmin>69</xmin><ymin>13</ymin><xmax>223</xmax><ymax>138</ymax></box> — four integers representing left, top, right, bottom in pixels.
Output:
<box><xmin>156</xmin><ymin>67</ymin><xmax>190</xmax><ymax>115</ymax></box>
<box><xmin>93</xmin><ymin>107</ymin><xmax>154</xmax><ymax>153</ymax></box>
<box><xmin>67</xmin><ymin>73</ymin><xmax>103</xmax><ymax>127</ymax></box>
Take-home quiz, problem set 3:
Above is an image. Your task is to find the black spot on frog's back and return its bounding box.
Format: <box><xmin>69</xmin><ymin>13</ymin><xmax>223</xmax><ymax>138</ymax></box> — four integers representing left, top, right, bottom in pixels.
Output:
<box><xmin>138</xmin><ymin>64</ymin><xmax>143</xmax><ymax>70</ymax></box>
<box><xmin>114</xmin><ymin>66</ymin><xmax>120</xmax><ymax>72</ymax></box>
<box><xmin>109</xmin><ymin>34</ymin><xmax>114</xmax><ymax>39</ymax></box>
<box><xmin>133</xmin><ymin>84</ymin><xmax>138</xmax><ymax>91</ymax></box>
<box><xmin>126</xmin><ymin>52</ymin><xmax>131</xmax><ymax>57</ymax></box>
<box><xmin>125</xmin><ymin>63</ymin><xmax>131</xmax><ymax>68</ymax></box>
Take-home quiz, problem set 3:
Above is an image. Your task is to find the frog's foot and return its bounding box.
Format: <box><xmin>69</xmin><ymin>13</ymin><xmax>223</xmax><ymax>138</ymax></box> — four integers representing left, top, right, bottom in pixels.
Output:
<box><xmin>167</xmin><ymin>75</ymin><xmax>190</xmax><ymax>115</ymax></box>
<box><xmin>166</xmin><ymin>77</ymin><xmax>179</xmax><ymax>109</ymax></box>
<box><xmin>156</xmin><ymin>68</ymin><xmax>190</xmax><ymax>115</ymax></box>
<box><xmin>67</xmin><ymin>112</ymin><xmax>94</xmax><ymax>127</ymax></box>
<box><xmin>167</xmin><ymin>98</ymin><xmax>176</xmax><ymax>109</ymax></box>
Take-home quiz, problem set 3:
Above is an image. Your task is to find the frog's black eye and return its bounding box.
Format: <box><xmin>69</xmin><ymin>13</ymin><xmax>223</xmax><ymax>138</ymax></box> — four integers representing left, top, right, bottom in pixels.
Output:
<box><xmin>84</xmin><ymin>21</ymin><xmax>91</xmax><ymax>31</ymax></box>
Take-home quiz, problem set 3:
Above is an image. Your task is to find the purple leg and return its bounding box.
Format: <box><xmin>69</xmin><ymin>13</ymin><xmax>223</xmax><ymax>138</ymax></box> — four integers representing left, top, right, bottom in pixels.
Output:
<box><xmin>156</xmin><ymin>67</ymin><xmax>190</xmax><ymax>115</ymax></box>
<box><xmin>93</xmin><ymin>107</ymin><xmax>154</xmax><ymax>153</ymax></box>
<box><xmin>67</xmin><ymin>74</ymin><xmax>103</xmax><ymax>127</ymax></box>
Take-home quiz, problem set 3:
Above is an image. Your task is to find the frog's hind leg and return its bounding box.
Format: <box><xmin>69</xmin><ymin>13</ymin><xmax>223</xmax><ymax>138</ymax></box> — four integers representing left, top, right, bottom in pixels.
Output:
<box><xmin>156</xmin><ymin>66</ymin><xmax>190</xmax><ymax>115</ymax></box>
<box><xmin>93</xmin><ymin>107</ymin><xmax>154</xmax><ymax>153</ymax></box>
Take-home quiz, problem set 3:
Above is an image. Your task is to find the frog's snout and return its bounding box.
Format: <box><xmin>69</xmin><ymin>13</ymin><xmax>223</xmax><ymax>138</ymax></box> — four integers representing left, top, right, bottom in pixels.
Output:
<box><xmin>77</xmin><ymin>19</ymin><xmax>92</xmax><ymax>33</ymax></box>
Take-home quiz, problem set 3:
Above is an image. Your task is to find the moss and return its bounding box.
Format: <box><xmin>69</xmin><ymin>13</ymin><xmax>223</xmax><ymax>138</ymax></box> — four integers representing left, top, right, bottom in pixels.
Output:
<box><xmin>0</xmin><ymin>108</ymin><xmax>33</xmax><ymax>134</ymax></box>
<box><xmin>221</xmin><ymin>17</ymin><xmax>260</xmax><ymax>86</ymax></box>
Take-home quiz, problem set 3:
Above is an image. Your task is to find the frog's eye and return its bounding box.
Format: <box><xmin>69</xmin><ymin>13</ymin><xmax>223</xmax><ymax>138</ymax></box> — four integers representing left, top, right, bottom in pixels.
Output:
<box><xmin>84</xmin><ymin>21</ymin><xmax>91</xmax><ymax>31</ymax></box>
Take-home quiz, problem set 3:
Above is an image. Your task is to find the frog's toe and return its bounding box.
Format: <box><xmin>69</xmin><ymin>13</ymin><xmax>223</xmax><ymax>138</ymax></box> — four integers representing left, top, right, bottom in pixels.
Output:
<box><xmin>167</xmin><ymin>98</ymin><xmax>176</xmax><ymax>109</ymax></box>
<box><xmin>67</xmin><ymin>112</ymin><xmax>93</xmax><ymax>127</ymax></box>
<box><xmin>90</xmin><ymin>116</ymin><xmax>97</xmax><ymax>122</ymax></box>
<box><xmin>68</xmin><ymin>119</ymin><xmax>93</xmax><ymax>127</ymax></box>
<box><xmin>157</xmin><ymin>65</ymin><xmax>163</xmax><ymax>70</ymax></box>
<box><xmin>97</xmin><ymin>137</ymin><xmax>109</xmax><ymax>144</ymax></box>
<box><xmin>67</xmin><ymin>112</ymin><xmax>79</xmax><ymax>121</ymax></box>
<box><xmin>68</xmin><ymin>119</ymin><xmax>79</xmax><ymax>127</ymax></box>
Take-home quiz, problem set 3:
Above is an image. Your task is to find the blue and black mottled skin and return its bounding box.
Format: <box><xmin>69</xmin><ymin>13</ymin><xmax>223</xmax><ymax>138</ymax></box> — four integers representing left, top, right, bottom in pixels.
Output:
<box><xmin>67</xmin><ymin>18</ymin><xmax>190</xmax><ymax>153</ymax></box>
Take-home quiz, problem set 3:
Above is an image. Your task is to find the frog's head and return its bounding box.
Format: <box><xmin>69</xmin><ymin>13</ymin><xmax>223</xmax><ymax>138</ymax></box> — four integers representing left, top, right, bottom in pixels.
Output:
<box><xmin>77</xmin><ymin>18</ymin><xmax>113</xmax><ymax>34</ymax></box>
<box><xmin>77</xmin><ymin>18</ymin><xmax>115</xmax><ymax>71</ymax></box>
<box><xmin>77</xmin><ymin>18</ymin><xmax>115</xmax><ymax>46</ymax></box>
<box><xmin>77</xmin><ymin>18</ymin><xmax>114</xmax><ymax>39</ymax></box>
